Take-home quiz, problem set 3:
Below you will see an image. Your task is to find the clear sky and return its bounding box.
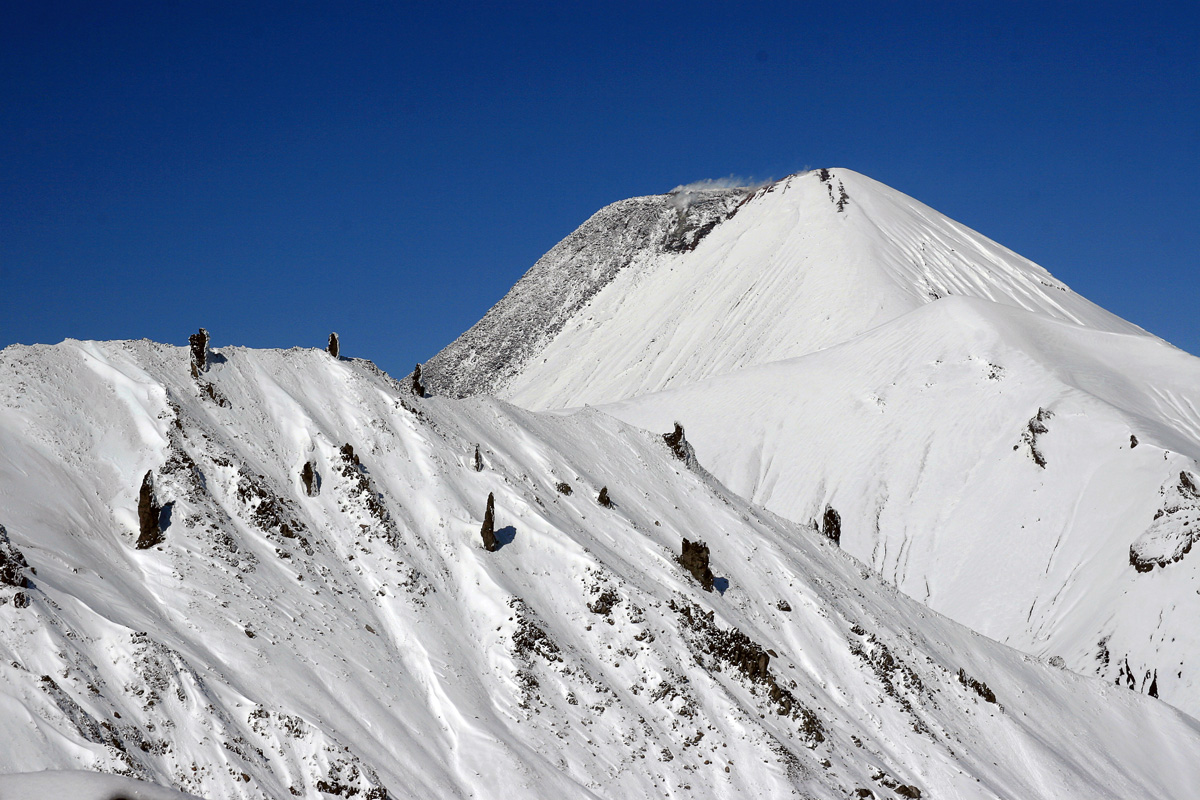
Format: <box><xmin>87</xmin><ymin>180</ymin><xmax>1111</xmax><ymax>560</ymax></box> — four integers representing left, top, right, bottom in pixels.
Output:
<box><xmin>3</xmin><ymin>2</ymin><xmax>1198</xmax><ymax>375</ymax></box>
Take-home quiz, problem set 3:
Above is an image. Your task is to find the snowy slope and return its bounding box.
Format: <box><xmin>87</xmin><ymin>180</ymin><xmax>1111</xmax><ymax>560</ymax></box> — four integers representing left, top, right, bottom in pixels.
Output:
<box><xmin>0</xmin><ymin>770</ymin><xmax>202</xmax><ymax>799</ymax></box>
<box><xmin>3</xmin><ymin>340</ymin><xmax>1199</xmax><ymax>799</ymax></box>
<box><xmin>424</xmin><ymin>169</ymin><xmax>1144</xmax><ymax>409</ymax></box>
<box><xmin>423</xmin><ymin>186</ymin><xmax>746</xmax><ymax>400</ymax></box>
<box><xmin>603</xmin><ymin>295</ymin><xmax>1200</xmax><ymax>719</ymax></box>
<box><xmin>426</xmin><ymin>166</ymin><xmax>1200</xmax><ymax>720</ymax></box>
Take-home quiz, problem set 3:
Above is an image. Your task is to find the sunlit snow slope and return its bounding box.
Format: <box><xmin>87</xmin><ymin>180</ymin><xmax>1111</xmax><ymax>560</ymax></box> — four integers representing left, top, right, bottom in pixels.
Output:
<box><xmin>604</xmin><ymin>296</ymin><xmax>1200</xmax><ymax>718</ymax></box>
<box><xmin>0</xmin><ymin>770</ymin><xmax>202</xmax><ymax>799</ymax></box>
<box><xmin>2</xmin><ymin>341</ymin><xmax>1198</xmax><ymax>799</ymax></box>
<box><xmin>424</xmin><ymin>169</ymin><xmax>1143</xmax><ymax>408</ymax></box>
<box><xmin>427</xmin><ymin>168</ymin><xmax>1200</xmax><ymax>720</ymax></box>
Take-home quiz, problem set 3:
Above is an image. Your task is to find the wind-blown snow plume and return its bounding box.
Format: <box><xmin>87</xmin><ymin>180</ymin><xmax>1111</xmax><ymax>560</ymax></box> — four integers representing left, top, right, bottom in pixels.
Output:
<box><xmin>668</xmin><ymin>175</ymin><xmax>763</xmax><ymax>212</ymax></box>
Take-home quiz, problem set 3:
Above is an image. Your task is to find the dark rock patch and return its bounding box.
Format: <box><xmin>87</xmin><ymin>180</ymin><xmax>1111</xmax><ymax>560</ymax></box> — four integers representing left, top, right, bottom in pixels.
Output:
<box><xmin>836</xmin><ymin>181</ymin><xmax>849</xmax><ymax>212</ymax></box>
<box><xmin>956</xmin><ymin>667</ymin><xmax>997</xmax><ymax>704</ymax></box>
<box><xmin>0</xmin><ymin>523</ymin><xmax>30</xmax><ymax>588</ymax></box>
<box><xmin>481</xmin><ymin>493</ymin><xmax>497</xmax><ymax>552</ymax></box>
<box><xmin>508</xmin><ymin>597</ymin><xmax>565</xmax><ymax>709</ymax></box>
<box><xmin>821</xmin><ymin>506</ymin><xmax>841</xmax><ymax>546</ymax></box>
<box><xmin>338</xmin><ymin>445</ymin><xmax>390</xmax><ymax>527</ymax></box>
<box><xmin>679</xmin><ymin>538</ymin><xmax>714</xmax><ymax>592</ymax></box>
<box><xmin>872</xmin><ymin>771</ymin><xmax>921</xmax><ymax>799</ymax></box>
<box><xmin>199</xmin><ymin>381</ymin><xmax>229</xmax><ymax>407</ymax></box>
<box><xmin>314</xmin><ymin>757</ymin><xmax>388</xmax><ymax>800</ymax></box>
<box><xmin>555</xmin><ymin>481</ymin><xmax>572</xmax><ymax>496</ymax></box>
<box><xmin>662</xmin><ymin>191</ymin><xmax>745</xmax><ymax>253</ymax></box>
<box><xmin>597</xmin><ymin>486</ymin><xmax>612</xmax><ymax>508</ymax></box>
<box><xmin>588</xmin><ymin>587</ymin><xmax>621</xmax><ymax>617</ymax></box>
<box><xmin>327</xmin><ymin>332</ymin><xmax>340</xmax><ymax>359</ymax></box>
<box><xmin>1021</xmin><ymin>407</ymin><xmax>1053</xmax><ymax>468</ymax></box>
<box><xmin>663</xmin><ymin>422</ymin><xmax>688</xmax><ymax>460</ymax></box>
<box><xmin>188</xmin><ymin>328</ymin><xmax>209</xmax><ymax>379</ymax></box>
<box><xmin>1181</xmin><ymin>471</ymin><xmax>1200</xmax><ymax>498</ymax></box>
<box><xmin>236</xmin><ymin>471</ymin><xmax>304</xmax><ymax>543</ymax></box>
<box><xmin>848</xmin><ymin>625</ymin><xmax>927</xmax><ymax>722</ymax></box>
<box><xmin>38</xmin><ymin>673</ymin><xmax>127</xmax><ymax>752</ymax></box>
<box><xmin>1130</xmin><ymin>548</ymin><xmax>1159</xmax><ymax>574</ymax></box>
<box><xmin>1117</xmin><ymin>656</ymin><xmax>1138</xmax><ymax>690</ymax></box>
<box><xmin>411</xmin><ymin>364</ymin><xmax>426</xmax><ymax>398</ymax></box>
<box><xmin>301</xmin><ymin>461</ymin><xmax>320</xmax><ymax>497</ymax></box>
<box><xmin>669</xmin><ymin>598</ymin><xmax>823</xmax><ymax>742</ymax></box>
<box><xmin>136</xmin><ymin>471</ymin><xmax>166</xmax><ymax>549</ymax></box>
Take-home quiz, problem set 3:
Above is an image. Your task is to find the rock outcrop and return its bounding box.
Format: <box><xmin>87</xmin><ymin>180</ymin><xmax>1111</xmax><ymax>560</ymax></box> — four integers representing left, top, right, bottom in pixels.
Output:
<box><xmin>663</xmin><ymin>422</ymin><xmax>687</xmax><ymax>460</ymax></box>
<box><xmin>188</xmin><ymin>328</ymin><xmax>209</xmax><ymax>379</ymax></box>
<box><xmin>481</xmin><ymin>493</ymin><xmax>497</xmax><ymax>552</ymax></box>
<box><xmin>0</xmin><ymin>524</ymin><xmax>30</xmax><ymax>588</ymax></box>
<box><xmin>301</xmin><ymin>461</ymin><xmax>320</xmax><ymax>496</ymax></box>
<box><xmin>679</xmin><ymin>538</ymin><xmax>714</xmax><ymax>592</ymax></box>
<box><xmin>411</xmin><ymin>364</ymin><xmax>426</xmax><ymax>398</ymax></box>
<box><xmin>136</xmin><ymin>471</ymin><xmax>165</xmax><ymax>549</ymax></box>
<box><xmin>821</xmin><ymin>506</ymin><xmax>841</xmax><ymax>546</ymax></box>
<box><xmin>1130</xmin><ymin>470</ymin><xmax>1200</xmax><ymax>572</ymax></box>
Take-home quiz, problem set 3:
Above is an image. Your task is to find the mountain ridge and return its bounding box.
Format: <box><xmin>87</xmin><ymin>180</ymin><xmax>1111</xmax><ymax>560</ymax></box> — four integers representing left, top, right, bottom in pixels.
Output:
<box><xmin>3</xmin><ymin>338</ymin><xmax>1200</xmax><ymax>798</ymax></box>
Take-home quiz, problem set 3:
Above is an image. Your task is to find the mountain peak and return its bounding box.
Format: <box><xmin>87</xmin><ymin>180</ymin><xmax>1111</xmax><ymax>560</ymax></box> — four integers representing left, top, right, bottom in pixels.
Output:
<box><xmin>425</xmin><ymin>169</ymin><xmax>1142</xmax><ymax>409</ymax></box>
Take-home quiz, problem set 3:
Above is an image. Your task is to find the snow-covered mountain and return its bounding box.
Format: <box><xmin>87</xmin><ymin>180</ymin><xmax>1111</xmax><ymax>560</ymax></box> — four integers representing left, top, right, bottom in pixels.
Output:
<box><xmin>424</xmin><ymin>169</ymin><xmax>1143</xmax><ymax>408</ymax></box>
<box><xmin>426</xmin><ymin>169</ymin><xmax>1200</xmax><ymax>721</ymax></box>
<box><xmin>3</xmin><ymin>340</ymin><xmax>1200</xmax><ymax>798</ymax></box>
<box><xmin>603</xmin><ymin>296</ymin><xmax>1200</xmax><ymax>718</ymax></box>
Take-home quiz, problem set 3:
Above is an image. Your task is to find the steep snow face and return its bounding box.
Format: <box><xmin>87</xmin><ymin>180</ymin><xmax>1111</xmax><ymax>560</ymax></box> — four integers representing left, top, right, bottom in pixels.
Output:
<box><xmin>604</xmin><ymin>296</ymin><xmax>1200</xmax><ymax>718</ymax></box>
<box><xmin>3</xmin><ymin>341</ymin><xmax>1200</xmax><ymax>799</ymax></box>
<box><xmin>424</xmin><ymin>169</ymin><xmax>1143</xmax><ymax>409</ymax></box>
<box><xmin>423</xmin><ymin>187</ymin><xmax>747</xmax><ymax>400</ymax></box>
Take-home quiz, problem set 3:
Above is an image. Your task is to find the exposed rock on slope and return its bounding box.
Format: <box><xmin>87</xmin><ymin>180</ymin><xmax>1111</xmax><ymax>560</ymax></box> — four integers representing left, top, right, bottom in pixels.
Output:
<box><xmin>1130</xmin><ymin>471</ymin><xmax>1200</xmax><ymax>572</ymax></box>
<box><xmin>136</xmin><ymin>470</ymin><xmax>165</xmax><ymax>549</ymax></box>
<box><xmin>678</xmin><ymin>538</ymin><xmax>714</xmax><ymax>592</ymax></box>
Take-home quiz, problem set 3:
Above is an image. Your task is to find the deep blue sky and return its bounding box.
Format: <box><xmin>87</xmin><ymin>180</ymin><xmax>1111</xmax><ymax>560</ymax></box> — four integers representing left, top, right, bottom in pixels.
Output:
<box><xmin>3</xmin><ymin>2</ymin><xmax>1198</xmax><ymax>375</ymax></box>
